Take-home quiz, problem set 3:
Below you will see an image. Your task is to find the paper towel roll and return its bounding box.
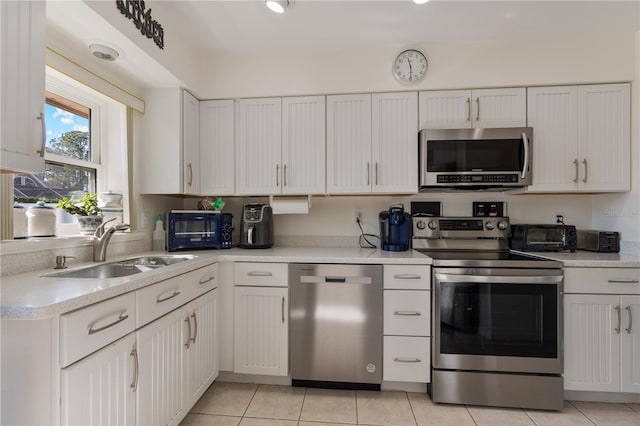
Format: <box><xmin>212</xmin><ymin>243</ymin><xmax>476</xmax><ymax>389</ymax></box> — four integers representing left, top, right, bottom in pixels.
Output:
<box><xmin>270</xmin><ymin>197</ymin><xmax>310</xmax><ymax>215</ymax></box>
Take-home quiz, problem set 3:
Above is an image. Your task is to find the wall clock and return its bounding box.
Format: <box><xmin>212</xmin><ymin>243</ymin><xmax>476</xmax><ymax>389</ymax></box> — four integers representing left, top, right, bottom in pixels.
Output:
<box><xmin>393</xmin><ymin>49</ymin><xmax>428</xmax><ymax>83</ymax></box>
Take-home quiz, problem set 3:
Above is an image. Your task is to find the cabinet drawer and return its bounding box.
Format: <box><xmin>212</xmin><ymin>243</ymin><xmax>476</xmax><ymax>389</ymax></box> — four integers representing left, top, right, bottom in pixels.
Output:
<box><xmin>137</xmin><ymin>273</ymin><xmax>191</xmax><ymax>327</ymax></box>
<box><xmin>564</xmin><ymin>267</ymin><xmax>640</xmax><ymax>294</ymax></box>
<box><xmin>190</xmin><ymin>263</ymin><xmax>219</xmax><ymax>297</ymax></box>
<box><xmin>60</xmin><ymin>292</ymin><xmax>136</xmax><ymax>367</ymax></box>
<box><xmin>384</xmin><ymin>265</ymin><xmax>430</xmax><ymax>290</ymax></box>
<box><xmin>234</xmin><ymin>262</ymin><xmax>288</xmax><ymax>287</ymax></box>
<box><xmin>383</xmin><ymin>336</ymin><xmax>430</xmax><ymax>383</ymax></box>
<box><xmin>384</xmin><ymin>291</ymin><xmax>430</xmax><ymax>336</ymax></box>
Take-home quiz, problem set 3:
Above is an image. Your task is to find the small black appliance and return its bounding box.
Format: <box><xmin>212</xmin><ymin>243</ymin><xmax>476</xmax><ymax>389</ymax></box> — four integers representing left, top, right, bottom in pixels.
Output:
<box><xmin>240</xmin><ymin>203</ymin><xmax>274</xmax><ymax>249</ymax></box>
<box><xmin>166</xmin><ymin>210</ymin><xmax>233</xmax><ymax>252</ymax></box>
<box><xmin>510</xmin><ymin>224</ymin><xmax>577</xmax><ymax>252</ymax></box>
<box><xmin>577</xmin><ymin>230</ymin><xmax>620</xmax><ymax>253</ymax></box>
<box><xmin>379</xmin><ymin>204</ymin><xmax>412</xmax><ymax>252</ymax></box>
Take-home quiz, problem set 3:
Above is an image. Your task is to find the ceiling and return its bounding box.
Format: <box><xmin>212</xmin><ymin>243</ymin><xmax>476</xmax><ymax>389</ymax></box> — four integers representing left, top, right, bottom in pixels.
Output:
<box><xmin>158</xmin><ymin>0</ymin><xmax>640</xmax><ymax>56</ymax></box>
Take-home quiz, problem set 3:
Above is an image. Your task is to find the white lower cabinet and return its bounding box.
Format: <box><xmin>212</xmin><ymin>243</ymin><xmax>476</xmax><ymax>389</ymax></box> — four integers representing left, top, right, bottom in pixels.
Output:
<box><xmin>61</xmin><ymin>333</ymin><xmax>137</xmax><ymax>426</ymax></box>
<box><xmin>382</xmin><ymin>265</ymin><xmax>431</xmax><ymax>384</ymax></box>
<box><xmin>563</xmin><ymin>267</ymin><xmax>640</xmax><ymax>395</ymax></box>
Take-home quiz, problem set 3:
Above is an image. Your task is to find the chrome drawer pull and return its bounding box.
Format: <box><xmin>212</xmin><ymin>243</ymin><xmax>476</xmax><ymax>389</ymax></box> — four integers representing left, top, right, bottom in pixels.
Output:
<box><xmin>614</xmin><ymin>305</ymin><xmax>621</xmax><ymax>334</ymax></box>
<box><xmin>394</xmin><ymin>357</ymin><xmax>421</xmax><ymax>363</ymax></box>
<box><xmin>248</xmin><ymin>271</ymin><xmax>273</xmax><ymax>277</ymax></box>
<box><xmin>191</xmin><ymin>313</ymin><xmax>198</xmax><ymax>343</ymax></box>
<box><xmin>466</xmin><ymin>98</ymin><xmax>471</xmax><ymax>122</ymax></box>
<box><xmin>394</xmin><ymin>311</ymin><xmax>422</xmax><ymax>316</ymax></box>
<box><xmin>393</xmin><ymin>274</ymin><xmax>421</xmax><ymax>280</ymax></box>
<box><xmin>130</xmin><ymin>348</ymin><xmax>139</xmax><ymax>391</ymax></box>
<box><xmin>608</xmin><ymin>279</ymin><xmax>640</xmax><ymax>284</ymax></box>
<box><xmin>185</xmin><ymin>317</ymin><xmax>192</xmax><ymax>349</ymax></box>
<box><xmin>156</xmin><ymin>289</ymin><xmax>181</xmax><ymax>303</ymax></box>
<box><xmin>282</xmin><ymin>297</ymin><xmax>285</xmax><ymax>323</ymax></box>
<box><xmin>37</xmin><ymin>112</ymin><xmax>46</xmax><ymax>157</ymax></box>
<box><xmin>88</xmin><ymin>312</ymin><xmax>129</xmax><ymax>335</ymax></box>
<box><xmin>573</xmin><ymin>159</ymin><xmax>579</xmax><ymax>183</ymax></box>
<box><xmin>199</xmin><ymin>276</ymin><xmax>215</xmax><ymax>285</ymax></box>
<box><xmin>626</xmin><ymin>305</ymin><xmax>632</xmax><ymax>334</ymax></box>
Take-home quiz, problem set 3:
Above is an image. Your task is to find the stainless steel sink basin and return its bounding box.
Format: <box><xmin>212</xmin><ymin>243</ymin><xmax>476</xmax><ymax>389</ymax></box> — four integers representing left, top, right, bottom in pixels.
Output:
<box><xmin>45</xmin><ymin>255</ymin><xmax>197</xmax><ymax>279</ymax></box>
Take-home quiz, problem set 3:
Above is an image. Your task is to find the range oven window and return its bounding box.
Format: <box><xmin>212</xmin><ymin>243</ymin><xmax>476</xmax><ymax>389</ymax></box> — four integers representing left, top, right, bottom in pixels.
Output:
<box><xmin>439</xmin><ymin>282</ymin><xmax>557</xmax><ymax>358</ymax></box>
<box><xmin>427</xmin><ymin>139</ymin><xmax>524</xmax><ymax>172</ymax></box>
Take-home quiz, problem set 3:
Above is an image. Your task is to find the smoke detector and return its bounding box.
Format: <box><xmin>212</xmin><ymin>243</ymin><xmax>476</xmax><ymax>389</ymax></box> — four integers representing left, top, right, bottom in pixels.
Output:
<box><xmin>89</xmin><ymin>44</ymin><xmax>120</xmax><ymax>62</ymax></box>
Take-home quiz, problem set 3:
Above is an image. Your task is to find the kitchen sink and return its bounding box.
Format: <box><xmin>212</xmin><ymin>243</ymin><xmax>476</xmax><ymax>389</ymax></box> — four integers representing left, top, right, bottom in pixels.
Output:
<box><xmin>45</xmin><ymin>255</ymin><xmax>197</xmax><ymax>279</ymax></box>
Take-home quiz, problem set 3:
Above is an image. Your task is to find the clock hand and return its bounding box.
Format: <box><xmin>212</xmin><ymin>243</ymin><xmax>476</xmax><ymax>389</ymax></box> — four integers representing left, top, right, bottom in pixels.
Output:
<box><xmin>408</xmin><ymin>58</ymin><xmax>413</xmax><ymax>81</ymax></box>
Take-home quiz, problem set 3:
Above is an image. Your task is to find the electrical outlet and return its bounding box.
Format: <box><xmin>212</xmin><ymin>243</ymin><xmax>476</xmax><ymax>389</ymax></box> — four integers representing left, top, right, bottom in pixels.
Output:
<box><xmin>355</xmin><ymin>208</ymin><xmax>362</xmax><ymax>224</ymax></box>
<box><xmin>553</xmin><ymin>212</ymin><xmax>565</xmax><ymax>224</ymax></box>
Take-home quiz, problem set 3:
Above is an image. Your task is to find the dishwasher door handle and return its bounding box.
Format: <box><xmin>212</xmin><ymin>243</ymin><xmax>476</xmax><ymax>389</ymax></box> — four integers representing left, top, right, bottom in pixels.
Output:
<box><xmin>300</xmin><ymin>275</ymin><xmax>372</xmax><ymax>285</ymax></box>
<box><xmin>325</xmin><ymin>276</ymin><xmax>346</xmax><ymax>283</ymax></box>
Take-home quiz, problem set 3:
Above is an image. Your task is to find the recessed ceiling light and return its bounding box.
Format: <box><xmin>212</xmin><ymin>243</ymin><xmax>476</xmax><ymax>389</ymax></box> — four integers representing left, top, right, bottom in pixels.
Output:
<box><xmin>266</xmin><ymin>0</ymin><xmax>292</xmax><ymax>14</ymax></box>
<box><xmin>413</xmin><ymin>0</ymin><xmax>430</xmax><ymax>4</ymax></box>
<box><xmin>89</xmin><ymin>44</ymin><xmax>120</xmax><ymax>62</ymax></box>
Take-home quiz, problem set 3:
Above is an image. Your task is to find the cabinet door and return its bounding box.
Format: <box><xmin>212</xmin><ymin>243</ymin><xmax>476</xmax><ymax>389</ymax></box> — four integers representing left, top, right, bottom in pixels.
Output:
<box><xmin>620</xmin><ymin>295</ymin><xmax>640</xmax><ymax>393</ymax></box>
<box><xmin>471</xmin><ymin>87</ymin><xmax>526</xmax><ymax>128</ymax></box>
<box><xmin>183</xmin><ymin>90</ymin><xmax>200</xmax><ymax>195</ymax></box>
<box><xmin>282</xmin><ymin>96</ymin><xmax>326</xmax><ymax>194</ymax></box>
<box><xmin>0</xmin><ymin>0</ymin><xmax>46</xmax><ymax>173</ymax></box>
<box><xmin>200</xmin><ymin>100</ymin><xmax>235</xmax><ymax>195</ymax></box>
<box><xmin>418</xmin><ymin>90</ymin><xmax>472</xmax><ymax>129</ymax></box>
<box><xmin>61</xmin><ymin>334</ymin><xmax>136</xmax><ymax>426</ymax></box>
<box><xmin>237</xmin><ymin>98</ymin><xmax>281</xmax><ymax>195</ymax></box>
<box><xmin>137</xmin><ymin>307</ymin><xmax>187</xmax><ymax>426</ymax></box>
<box><xmin>578</xmin><ymin>83</ymin><xmax>631</xmax><ymax>192</ymax></box>
<box><xmin>564</xmin><ymin>294</ymin><xmax>621</xmax><ymax>392</ymax></box>
<box><xmin>526</xmin><ymin>86</ymin><xmax>579</xmax><ymax>192</ymax></box>
<box><xmin>234</xmin><ymin>286</ymin><xmax>288</xmax><ymax>376</ymax></box>
<box><xmin>371</xmin><ymin>92</ymin><xmax>418</xmax><ymax>194</ymax></box>
<box><xmin>326</xmin><ymin>94</ymin><xmax>372</xmax><ymax>194</ymax></box>
<box><xmin>186</xmin><ymin>289</ymin><xmax>219</xmax><ymax>407</ymax></box>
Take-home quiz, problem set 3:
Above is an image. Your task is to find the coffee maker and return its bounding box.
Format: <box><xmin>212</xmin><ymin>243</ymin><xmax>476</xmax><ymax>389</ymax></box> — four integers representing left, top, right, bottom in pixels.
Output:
<box><xmin>240</xmin><ymin>203</ymin><xmax>274</xmax><ymax>249</ymax></box>
<box><xmin>379</xmin><ymin>204</ymin><xmax>412</xmax><ymax>251</ymax></box>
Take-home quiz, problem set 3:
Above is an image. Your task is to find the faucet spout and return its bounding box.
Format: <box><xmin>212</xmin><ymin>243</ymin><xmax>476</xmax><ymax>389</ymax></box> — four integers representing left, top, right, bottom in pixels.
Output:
<box><xmin>93</xmin><ymin>218</ymin><xmax>131</xmax><ymax>262</ymax></box>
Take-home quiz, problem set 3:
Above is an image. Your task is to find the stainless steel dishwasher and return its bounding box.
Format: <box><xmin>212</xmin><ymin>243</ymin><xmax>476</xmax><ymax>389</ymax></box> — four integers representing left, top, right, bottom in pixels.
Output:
<box><xmin>289</xmin><ymin>263</ymin><xmax>382</xmax><ymax>390</ymax></box>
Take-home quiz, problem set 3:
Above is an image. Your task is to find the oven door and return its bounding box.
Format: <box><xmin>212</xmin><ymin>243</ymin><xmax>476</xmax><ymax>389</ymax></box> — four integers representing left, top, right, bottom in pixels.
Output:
<box><xmin>433</xmin><ymin>268</ymin><xmax>563</xmax><ymax>375</ymax></box>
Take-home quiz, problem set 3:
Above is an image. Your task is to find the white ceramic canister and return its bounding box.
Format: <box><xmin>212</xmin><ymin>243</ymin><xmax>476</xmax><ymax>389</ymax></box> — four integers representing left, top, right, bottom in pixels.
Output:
<box><xmin>13</xmin><ymin>203</ymin><xmax>28</xmax><ymax>239</ymax></box>
<box><xmin>26</xmin><ymin>201</ymin><xmax>56</xmax><ymax>237</ymax></box>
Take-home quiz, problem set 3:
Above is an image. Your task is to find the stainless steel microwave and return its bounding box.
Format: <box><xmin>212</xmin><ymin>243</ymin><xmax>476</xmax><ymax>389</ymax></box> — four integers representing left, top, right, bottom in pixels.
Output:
<box><xmin>419</xmin><ymin>127</ymin><xmax>533</xmax><ymax>190</ymax></box>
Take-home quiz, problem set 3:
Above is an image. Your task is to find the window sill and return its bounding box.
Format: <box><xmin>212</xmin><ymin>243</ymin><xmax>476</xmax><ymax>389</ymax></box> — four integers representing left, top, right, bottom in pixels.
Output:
<box><xmin>0</xmin><ymin>232</ymin><xmax>145</xmax><ymax>255</ymax></box>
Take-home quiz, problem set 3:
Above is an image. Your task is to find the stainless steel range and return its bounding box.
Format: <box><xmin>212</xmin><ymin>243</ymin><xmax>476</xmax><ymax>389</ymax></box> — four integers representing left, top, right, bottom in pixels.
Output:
<box><xmin>412</xmin><ymin>216</ymin><xmax>564</xmax><ymax>411</ymax></box>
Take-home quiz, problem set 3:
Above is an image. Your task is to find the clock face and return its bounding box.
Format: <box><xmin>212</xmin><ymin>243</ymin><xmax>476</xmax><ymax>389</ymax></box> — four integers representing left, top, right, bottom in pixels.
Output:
<box><xmin>393</xmin><ymin>49</ymin><xmax>428</xmax><ymax>83</ymax></box>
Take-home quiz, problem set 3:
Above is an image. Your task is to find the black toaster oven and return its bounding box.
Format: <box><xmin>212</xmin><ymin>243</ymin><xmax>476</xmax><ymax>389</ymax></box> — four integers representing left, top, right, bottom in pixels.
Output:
<box><xmin>510</xmin><ymin>224</ymin><xmax>577</xmax><ymax>252</ymax></box>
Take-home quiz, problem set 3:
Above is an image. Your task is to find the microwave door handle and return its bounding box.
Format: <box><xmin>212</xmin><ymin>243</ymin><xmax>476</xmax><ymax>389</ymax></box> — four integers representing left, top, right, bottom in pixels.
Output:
<box><xmin>248</xmin><ymin>225</ymin><xmax>254</xmax><ymax>245</ymax></box>
<box><xmin>521</xmin><ymin>132</ymin><xmax>530</xmax><ymax>179</ymax></box>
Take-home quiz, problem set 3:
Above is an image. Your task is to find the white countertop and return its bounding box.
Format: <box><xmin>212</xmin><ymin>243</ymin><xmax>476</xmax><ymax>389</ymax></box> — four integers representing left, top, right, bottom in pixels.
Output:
<box><xmin>511</xmin><ymin>250</ymin><xmax>640</xmax><ymax>267</ymax></box>
<box><xmin>0</xmin><ymin>247</ymin><xmax>430</xmax><ymax>320</ymax></box>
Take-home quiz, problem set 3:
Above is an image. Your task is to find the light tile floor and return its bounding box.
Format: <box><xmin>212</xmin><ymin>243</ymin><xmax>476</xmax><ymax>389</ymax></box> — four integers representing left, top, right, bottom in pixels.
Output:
<box><xmin>181</xmin><ymin>382</ymin><xmax>640</xmax><ymax>426</ymax></box>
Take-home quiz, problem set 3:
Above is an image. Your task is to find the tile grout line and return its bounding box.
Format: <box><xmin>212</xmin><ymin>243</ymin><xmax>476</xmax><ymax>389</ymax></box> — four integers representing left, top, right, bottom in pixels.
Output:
<box><xmin>241</xmin><ymin>383</ymin><xmax>261</xmax><ymax>420</ymax></box>
<box><xmin>297</xmin><ymin>386</ymin><xmax>308</xmax><ymax>425</ymax></box>
<box><xmin>405</xmin><ymin>391</ymin><xmax>419</xmax><ymax>426</ymax></box>
<box><xmin>567</xmin><ymin>400</ymin><xmax>598</xmax><ymax>426</ymax></box>
<box><xmin>464</xmin><ymin>405</ymin><xmax>479</xmax><ymax>426</ymax></box>
<box><xmin>355</xmin><ymin>389</ymin><xmax>359</xmax><ymax>425</ymax></box>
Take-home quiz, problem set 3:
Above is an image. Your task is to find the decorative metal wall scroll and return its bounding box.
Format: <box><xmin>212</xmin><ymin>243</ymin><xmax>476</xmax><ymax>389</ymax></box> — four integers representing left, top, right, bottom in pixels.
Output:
<box><xmin>116</xmin><ymin>0</ymin><xmax>164</xmax><ymax>49</ymax></box>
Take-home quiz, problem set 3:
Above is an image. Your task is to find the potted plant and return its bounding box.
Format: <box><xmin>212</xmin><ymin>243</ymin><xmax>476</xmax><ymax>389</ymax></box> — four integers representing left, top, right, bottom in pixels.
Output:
<box><xmin>56</xmin><ymin>192</ymin><xmax>103</xmax><ymax>234</ymax></box>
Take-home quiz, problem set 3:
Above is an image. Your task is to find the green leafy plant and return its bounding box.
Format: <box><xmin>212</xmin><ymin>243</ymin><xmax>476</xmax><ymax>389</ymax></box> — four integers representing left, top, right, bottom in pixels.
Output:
<box><xmin>56</xmin><ymin>192</ymin><xmax>101</xmax><ymax>216</ymax></box>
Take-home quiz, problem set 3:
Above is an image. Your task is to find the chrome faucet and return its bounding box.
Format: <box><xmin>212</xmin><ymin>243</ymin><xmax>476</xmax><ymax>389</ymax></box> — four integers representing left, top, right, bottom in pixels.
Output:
<box><xmin>93</xmin><ymin>218</ymin><xmax>130</xmax><ymax>262</ymax></box>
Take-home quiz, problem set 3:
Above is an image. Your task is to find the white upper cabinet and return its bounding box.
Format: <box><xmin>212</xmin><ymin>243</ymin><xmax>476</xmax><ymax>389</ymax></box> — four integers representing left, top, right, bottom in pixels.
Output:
<box><xmin>419</xmin><ymin>88</ymin><xmax>526</xmax><ymax>129</ymax></box>
<box><xmin>182</xmin><ymin>90</ymin><xmax>200</xmax><ymax>195</ymax></box>
<box><xmin>526</xmin><ymin>83</ymin><xmax>630</xmax><ymax>193</ymax></box>
<box><xmin>0</xmin><ymin>1</ymin><xmax>46</xmax><ymax>173</ymax></box>
<box><xmin>327</xmin><ymin>92</ymin><xmax>418</xmax><ymax>194</ymax></box>
<box><xmin>237</xmin><ymin>96</ymin><xmax>325</xmax><ymax>195</ymax></box>
<box><xmin>281</xmin><ymin>96</ymin><xmax>326</xmax><ymax>194</ymax></box>
<box><xmin>139</xmin><ymin>88</ymin><xmax>201</xmax><ymax>195</ymax></box>
<box><xmin>200</xmin><ymin>100</ymin><xmax>235</xmax><ymax>195</ymax></box>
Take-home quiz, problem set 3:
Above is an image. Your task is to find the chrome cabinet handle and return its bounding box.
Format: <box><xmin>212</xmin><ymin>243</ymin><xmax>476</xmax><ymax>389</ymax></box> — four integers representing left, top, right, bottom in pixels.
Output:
<box><xmin>37</xmin><ymin>112</ymin><xmax>46</xmax><ymax>157</ymax></box>
<box><xmin>475</xmin><ymin>98</ymin><xmax>480</xmax><ymax>121</ymax></box>
<box><xmin>394</xmin><ymin>274</ymin><xmax>421</xmax><ymax>280</ymax></box>
<box><xmin>185</xmin><ymin>317</ymin><xmax>192</xmax><ymax>349</ymax></box>
<box><xmin>394</xmin><ymin>311</ymin><xmax>422</xmax><ymax>316</ymax></box>
<box><xmin>187</xmin><ymin>163</ymin><xmax>193</xmax><ymax>186</ymax></box>
<box><xmin>248</xmin><ymin>271</ymin><xmax>273</xmax><ymax>277</ymax></box>
<box><xmin>199</xmin><ymin>275</ymin><xmax>215</xmax><ymax>285</ymax></box>
<box><xmin>156</xmin><ymin>289</ymin><xmax>180</xmax><ymax>303</ymax></box>
<box><xmin>394</xmin><ymin>357</ymin><xmax>421</xmax><ymax>363</ymax></box>
<box><xmin>276</xmin><ymin>164</ymin><xmax>280</xmax><ymax>187</ymax></box>
<box><xmin>521</xmin><ymin>132</ymin><xmax>530</xmax><ymax>179</ymax></box>
<box><xmin>573</xmin><ymin>159</ymin><xmax>579</xmax><ymax>183</ymax></box>
<box><xmin>626</xmin><ymin>305</ymin><xmax>632</xmax><ymax>334</ymax></box>
<box><xmin>130</xmin><ymin>348</ymin><xmax>139</xmax><ymax>391</ymax></box>
<box><xmin>608</xmin><ymin>279</ymin><xmax>639</xmax><ymax>284</ymax></box>
<box><xmin>466</xmin><ymin>98</ymin><xmax>471</xmax><ymax>122</ymax></box>
<box><xmin>190</xmin><ymin>312</ymin><xmax>198</xmax><ymax>343</ymax></box>
<box><xmin>282</xmin><ymin>297</ymin><xmax>285</xmax><ymax>323</ymax></box>
<box><xmin>88</xmin><ymin>312</ymin><xmax>129</xmax><ymax>335</ymax></box>
<box><xmin>375</xmin><ymin>162</ymin><xmax>379</xmax><ymax>185</ymax></box>
<box><xmin>614</xmin><ymin>305</ymin><xmax>621</xmax><ymax>334</ymax></box>
<box><xmin>582</xmin><ymin>159</ymin><xmax>588</xmax><ymax>183</ymax></box>
<box><xmin>284</xmin><ymin>164</ymin><xmax>287</xmax><ymax>187</ymax></box>
<box><xmin>367</xmin><ymin>162</ymin><xmax>370</xmax><ymax>186</ymax></box>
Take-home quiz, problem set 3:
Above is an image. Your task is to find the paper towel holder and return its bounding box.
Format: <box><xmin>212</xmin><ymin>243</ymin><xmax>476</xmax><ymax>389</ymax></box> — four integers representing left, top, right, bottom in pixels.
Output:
<box><xmin>269</xmin><ymin>194</ymin><xmax>312</xmax><ymax>214</ymax></box>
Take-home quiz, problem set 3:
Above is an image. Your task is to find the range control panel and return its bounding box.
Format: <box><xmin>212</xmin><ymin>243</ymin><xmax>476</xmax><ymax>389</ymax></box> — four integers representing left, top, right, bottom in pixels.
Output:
<box><xmin>413</xmin><ymin>216</ymin><xmax>510</xmax><ymax>239</ymax></box>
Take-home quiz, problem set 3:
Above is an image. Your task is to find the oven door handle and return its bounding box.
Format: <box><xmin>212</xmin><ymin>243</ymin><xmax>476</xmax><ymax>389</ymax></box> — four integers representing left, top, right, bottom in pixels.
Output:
<box><xmin>435</xmin><ymin>273</ymin><xmax>562</xmax><ymax>284</ymax></box>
